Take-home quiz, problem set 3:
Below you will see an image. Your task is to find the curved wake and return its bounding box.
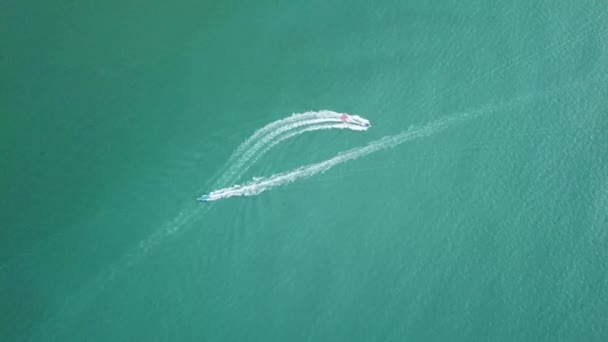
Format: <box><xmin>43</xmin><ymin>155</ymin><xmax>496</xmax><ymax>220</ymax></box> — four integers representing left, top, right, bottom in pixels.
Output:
<box><xmin>247</xmin><ymin>123</ymin><xmax>367</xmax><ymax>170</ymax></box>
<box><xmin>221</xmin><ymin>116</ymin><xmax>365</xmax><ymax>185</ymax></box>
<box><xmin>205</xmin><ymin>110</ymin><xmax>369</xmax><ymax>196</ymax></box>
<box><xmin>204</xmin><ymin>110</ymin><xmax>477</xmax><ymax>201</ymax></box>
<box><xmin>214</xmin><ymin>110</ymin><xmax>362</xmax><ymax>187</ymax></box>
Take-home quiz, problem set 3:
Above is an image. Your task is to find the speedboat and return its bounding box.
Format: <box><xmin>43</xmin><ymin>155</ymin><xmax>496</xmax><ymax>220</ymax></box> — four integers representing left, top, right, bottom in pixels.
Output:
<box><xmin>340</xmin><ymin>113</ymin><xmax>371</xmax><ymax>128</ymax></box>
<box><xmin>197</xmin><ymin>194</ymin><xmax>212</xmax><ymax>202</ymax></box>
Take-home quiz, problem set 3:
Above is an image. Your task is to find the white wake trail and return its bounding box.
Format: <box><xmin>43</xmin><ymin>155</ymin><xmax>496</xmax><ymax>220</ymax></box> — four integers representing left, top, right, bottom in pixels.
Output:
<box><xmin>223</xmin><ymin>117</ymin><xmax>350</xmax><ymax>181</ymax></box>
<box><xmin>214</xmin><ymin>110</ymin><xmax>345</xmax><ymax>187</ymax></box>
<box><xmin>224</xmin><ymin>111</ymin><xmax>342</xmax><ymax>165</ymax></box>
<box><xmin>231</xmin><ymin>122</ymin><xmax>367</xmax><ymax>182</ymax></box>
<box><xmin>206</xmin><ymin>112</ymin><xmax>476</xmax><ymax>201</ymax></box>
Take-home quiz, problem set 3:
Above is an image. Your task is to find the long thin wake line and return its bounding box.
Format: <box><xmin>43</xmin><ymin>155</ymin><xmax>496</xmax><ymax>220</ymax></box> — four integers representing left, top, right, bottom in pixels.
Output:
<box><xmin>207</xmin><ymin>111</ymin><xmax>477</xmax><ymax>201</ymax></box>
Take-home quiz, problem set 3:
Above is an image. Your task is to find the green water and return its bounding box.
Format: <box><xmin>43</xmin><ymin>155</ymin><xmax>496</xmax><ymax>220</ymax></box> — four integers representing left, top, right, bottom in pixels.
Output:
<box><xmin>2</xmin><ymin>0</ymin><xmax>608</xmax><ymax>340</ymax></box>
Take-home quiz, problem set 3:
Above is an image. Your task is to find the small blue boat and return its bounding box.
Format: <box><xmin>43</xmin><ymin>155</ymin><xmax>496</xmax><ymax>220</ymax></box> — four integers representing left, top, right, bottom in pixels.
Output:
<box><xmin>197</xmin><ymin>194</ymin><xmax>211</xmax><ymax>202</ymax></box>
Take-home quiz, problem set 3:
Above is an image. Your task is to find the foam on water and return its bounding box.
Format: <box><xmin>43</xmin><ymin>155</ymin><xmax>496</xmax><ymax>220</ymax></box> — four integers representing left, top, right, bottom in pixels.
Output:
<box><xmin>220</xmin><ymin>115</ymin><xmax>367</xmax><ymax>186</ymax></box>
<box><xmin>205</xmin><ymin>111</ymin><xmax>474</xmax><ymax>201</ymax></box>
<box><xmin>218</xmin><ymin>110</ymin><xmax>344</xmax><ymax>184</ymax></box>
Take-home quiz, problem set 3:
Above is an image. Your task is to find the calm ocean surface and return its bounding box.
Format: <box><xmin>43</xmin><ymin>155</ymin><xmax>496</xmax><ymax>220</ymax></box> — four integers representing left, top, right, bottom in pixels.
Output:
<box><xmin>2</xmin><ymin>0</ymin><xmax>607</xmax><ymax>340</ymax></box>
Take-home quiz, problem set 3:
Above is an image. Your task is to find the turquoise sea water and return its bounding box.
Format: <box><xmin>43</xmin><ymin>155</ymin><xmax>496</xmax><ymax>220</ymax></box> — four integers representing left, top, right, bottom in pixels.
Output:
<box><xmin>2</xmin><ymin>0</ymin><xmax>608</xmax><ymax>340</ymax></box>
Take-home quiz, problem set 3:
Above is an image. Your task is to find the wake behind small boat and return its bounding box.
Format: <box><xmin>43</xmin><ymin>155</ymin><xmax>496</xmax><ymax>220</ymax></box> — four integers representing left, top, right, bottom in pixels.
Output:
<box><xmin>197</xmin><ymin>110</ymin><xmax>372</xmax><ymax>202</ymax></box>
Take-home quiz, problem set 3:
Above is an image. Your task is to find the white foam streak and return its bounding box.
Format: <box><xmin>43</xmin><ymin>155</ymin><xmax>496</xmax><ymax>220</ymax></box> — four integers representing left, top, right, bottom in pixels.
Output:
<box><xmin>225</xmin><ymin>110</ymin><xmax>341</xmax><ymax>165</ymax></box>
<box><xmin>207</xmin><ymin>113</ymin><xmax>471</xmax><ymax>201</ymax></box>
<box><xmin>233</xmin><ymin>122</ymin><xmax>367</xmax><ymax>182</ymax></box>
<box><xmin>227</xmin><ymin>118</ymin><xmax>345</xmax><ymax>173</ymax></box>
<box><xmin>214</xmin><ymin>111</ymin><xmax>345</xmax><ymax>187</ymax></box>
